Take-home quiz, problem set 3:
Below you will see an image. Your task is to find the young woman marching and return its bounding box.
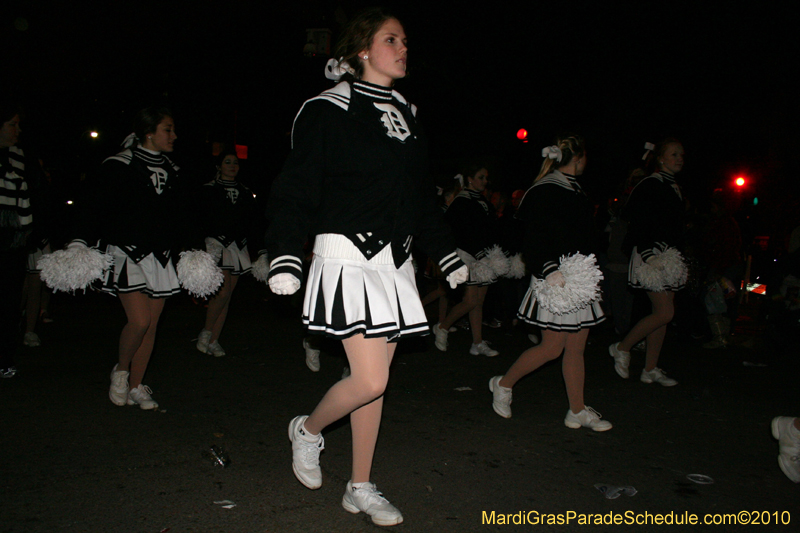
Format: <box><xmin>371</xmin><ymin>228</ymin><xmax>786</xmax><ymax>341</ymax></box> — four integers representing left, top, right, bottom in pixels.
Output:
<box><xmin>195</xmin><ymin>149</ymin><xmax>260</xmax><ymax>357</ymax></box>
<box><xmin>433</xmin><ymin>165</ymin><xmax>502</xmax><ymax>357</ymax></box>
<box><xmin>264</xmin><ymin>8</ymin><xmax>467</xmax><ymax>527</ymax></box>
<box><xmin>608</xmin><ymin>139</ymin><xmax>686</xmax><ymax>386</ymax></box>
<box><xmin>489</xmin><ymin>135</ymin><xmax>611</xmax><ymax>431</ymax></box>
<box><xmin>42</xmin><ymin>106</ymin><xmax>216</xmax><ymax>410</ymax></box>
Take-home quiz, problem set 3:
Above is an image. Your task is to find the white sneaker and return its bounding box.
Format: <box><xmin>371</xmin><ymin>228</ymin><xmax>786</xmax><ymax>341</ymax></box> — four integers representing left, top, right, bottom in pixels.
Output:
<box><xmin>640</xmin><ymin>367</ymin><xmax>678</xmax><ymax>386</ymax></box>
<box><xmin>565</xmin><ymin>406</ymin><xmax>612</xmax><ymax>431</ymax></box>
<box><xmin>196</xmin><ymin>329</ymin><xmax>212</xmax><ymax>354</ymax></box>
<box><xmin>433</xmin><ymin>323</ymin><xmax>448</xmax><ymax>351</ymax></box>
<box><xmin>288</xmin><ymin>415</ymin><xmax>324</xmax><ymax>489</ymax></box>
<box><xmin>303</xmin><ymin>338</ymin><xmax>320</xmax><ymax>372</ymax></box>
<box><xmin>109</xmin><ymin>364</ymin><xmax>129</xmax><ymax>406</ymax></box>
<box><xmin>470</xmin><ymin>341</ymin><xmax>499</xmax><ymax>357</ymax></box>
<box><xmin>489</xmin><ymin>376</ymin><xmax>512</xmax><ymax>418</ymax></box>
<box><xmin>127</xmin><ymin>384</ymin><xmax>158</xmax><ymax>410</ymax></box>
<box><xmin>206</xmin><ymin>341</ymin><xmax>226</xmax><ymax>357</ymax></box>
<box><xmin>23</xmin><ymin>332</ymin><xmax>41</xmax><ymax>347</ymax></box>
<box><xmin>342</xmin><ymin>481</ymin><xmax>403</xmax><ymax>526</ymax></box>
<box><xmin>772</xmin><ymin>417</ymin><xmax>800</xmax><ymax>483</ymax></box>
<box><xmin>609</xmin><ymin>343</ymin><xmax>630</xmax><ymax>379</ymax></box>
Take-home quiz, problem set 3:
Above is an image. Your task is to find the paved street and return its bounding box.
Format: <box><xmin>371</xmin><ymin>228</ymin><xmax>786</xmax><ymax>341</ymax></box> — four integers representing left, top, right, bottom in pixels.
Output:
<box><xmin>3</xmin><ymin>277</ymin><xmax>797</xmax><ymax>532</ymax></box>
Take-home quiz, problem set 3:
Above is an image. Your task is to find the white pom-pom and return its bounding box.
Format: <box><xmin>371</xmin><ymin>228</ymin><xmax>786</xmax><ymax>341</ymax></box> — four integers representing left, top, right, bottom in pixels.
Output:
<box><xmin>251</xmin><ymin>253</ymin><xmax>270</xmax><ymax>283</ymax></box>
<box><xmin>456</xmin><ymin>248</ymin><xmax>496</xmax><ymax>284</ymax></box>
<box><xmin>507</xmin><ymin>253</ymin><xmax>526</xmax><ymax>279</ymax></box>
<box><xmin>635</xmin><ymin>247</ymin><xmax>687</xmax><ymax>291</ymax></box>
<box><xmin>533</xmin><ymin>253</ymin><xmax>604</xmax><ymax>314</ymax></box>
<box><xmin>484</xmin><ymin>245</ymin><xmax>510</xmax><ymax>278</ymax></box>
<box><xmin>38</xmin><ymin>246</ymin><xmax>113</xmax><ymax>293</ymax></box>
<box><xmin>176</xmin><ymin>250</ymin><xmax>224</xmax><ymax>298</ymax></box>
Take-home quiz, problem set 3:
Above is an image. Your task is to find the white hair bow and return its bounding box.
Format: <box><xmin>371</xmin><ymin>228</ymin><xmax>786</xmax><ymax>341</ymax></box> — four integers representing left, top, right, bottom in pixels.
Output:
<box><xmin>454</xmin><ymin>174</ymin><xmax>464</xmax><ymax>188</ymax></box>
<box><xmin>542</xmin><ymin>145</ymin><xmax>562</xmax><ymax>162</ymax></box>
<box><xmin>642</xmin><ymin>142</ymin><xmax>655</xmax><ymax>161</ymax></box>
<box><xmin>121</xmin><ymin>132</ymin><xmax>139</xmax><ymax>148</ymax></box>
<box><xmin>325</xmin><ymin>58</ymin><xmax>355</xmax><ymax>81</ymax></box>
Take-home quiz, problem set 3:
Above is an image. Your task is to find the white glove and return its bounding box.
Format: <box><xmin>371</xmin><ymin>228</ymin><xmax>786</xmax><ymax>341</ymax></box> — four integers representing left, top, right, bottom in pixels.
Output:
<box><xmin>269</xmin><ymin>272</ymin><xmax>301</xmax><ymax>295</ymax></box>
<box><xmin>446</xmin><ymin>265</ymin><xmax>469</xmax><ymax>289</ymax></box>
<box><xmin>67</xmin><ymin>241</ymin><xmax>88</xmax><ymax>250</ymax></box>
<box><xmin>545</xmin><ymin>271</ymin><xmax>566</xmax><ymax>287</ymax></box>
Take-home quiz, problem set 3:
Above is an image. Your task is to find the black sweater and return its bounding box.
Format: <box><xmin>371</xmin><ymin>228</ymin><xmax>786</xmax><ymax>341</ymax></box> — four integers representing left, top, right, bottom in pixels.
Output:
<box><xmin>265</xmin><ymin>80</ymin><xmax>463</xmax><ymax>279</ymax></box>
<box><xmin>196</xmin><ymin>177</ymin><xmax>261</xmax><ymax>252</ymax></box>
<box><xmin>73</xmin><ymin>146</ymin><xmax>190</xmax><ymax>264</ymax></box>
<box><xmin>516</xmin><ymin>171</ymin><xmax>595</xmax><ymax>279</ymax></box>
<box><xmin>444</xmin><ymin>188</ymin><xmax>497</xmax><ymax>257</ymax></box>
<box><xmin>623</xmin><ymin>171</ymin><xmax>684</xmax><ymax>261</ymax></box>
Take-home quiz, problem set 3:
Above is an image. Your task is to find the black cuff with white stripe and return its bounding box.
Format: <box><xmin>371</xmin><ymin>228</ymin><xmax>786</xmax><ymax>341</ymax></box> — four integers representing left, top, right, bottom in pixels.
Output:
<box><xmin>438</xmin><ymin>251</ymin><xmax>466</xmax><ymax>278</ymax></box>
<box><xmin>540</xmin><ymin>261</ymin><xmax>559</xmax><ymax>278</ymax></box>
<box><xmin>639</xmin><ymin>248</ymin><xmax>656</xmax><ymax>262</ymax></box>
<box><xmin>268</xmin><ymin>254</ymin><xmax>303</xmax><ymax>280</ymax></box>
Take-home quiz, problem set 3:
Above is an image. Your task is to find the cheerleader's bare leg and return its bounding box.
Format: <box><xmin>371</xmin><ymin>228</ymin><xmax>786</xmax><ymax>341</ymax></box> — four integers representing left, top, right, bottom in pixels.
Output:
<box><xmin>438</xmin><ymin>285</ymin><xmax>480</xmax><ymax>332</ymax></box>
<box><xmin>204</xmin><ymin>270</ymin><xmax>238</xmax><ymax>342</ymax></box>
<box><xmin>618</xmin><ymin>291</ymin><xmax>674</xmax><ymax>365</ymax></box>
<box><xmin>499</xmin><ymin>329</ymin><xmax>568</xmax><ymax>389</ymax></box>
<box><xmin>467</xmin><ymin>285</ymin><xmax>489</xmax><ymax>344</ymax></box>
<box><xmin>118</xmin><ymin>292</ymin><xmax>165</xmax><ymax>388</ymax></box>
<box><xmin>562</xmin><ymin>329</ymin><xmax>589</xmax><ymax>414</ymax></box>
<box><xmin>303</xmin><ymin>335</ymin><xmax>395</xmax><ymax>481</ymax></box>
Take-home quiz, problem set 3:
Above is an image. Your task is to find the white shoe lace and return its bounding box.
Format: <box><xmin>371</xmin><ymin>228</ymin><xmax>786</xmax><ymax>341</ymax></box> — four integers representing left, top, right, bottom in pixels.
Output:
<box><xmin>584</xmin><ymin>406</ymin><xmax>602</xmax><ymax>420</ymax></box>
<box><xmin>354</xmin><ymin>484</ymin><xmax>391</xmax><ymax>509</ymax></box>
<box><xmin>134</xmin><ymin>385</ymin><xmax>154</xmax><ymax>400</ymax></box>
<box><xmin>299</xmin><ymin>435</ymin><xmax>324</xmax><ymax>465</ymax></box>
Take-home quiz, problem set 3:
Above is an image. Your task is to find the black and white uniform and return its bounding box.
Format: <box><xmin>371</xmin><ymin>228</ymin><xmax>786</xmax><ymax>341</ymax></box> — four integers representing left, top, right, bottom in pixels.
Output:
<box><xmin>197</xmin><ymin>177</ymin><xmax>259</xmax><ymax>275</ymax></box>
<box><xmin>74</xmin><ymin>146</ymin><xmax>184</xmax><ymax>298</ymax></box>
<box><xmin>624</xmin><ymin>171</ymin><xmax>685</xmax><ymax>291</ymax></box>
<box><xmin>516</xmin><ymin>171</ymin><xmax>605</xmax><ymax>331</ymax></box>
<box><xmin>266</xmin><ymin>80</ymin><xmax>464</xmax><ymax>340</ymax></box>
<box><xmin>445</xmin><ymin>188</ymin><xmax>498</xmax><ymax>286</ymax></box>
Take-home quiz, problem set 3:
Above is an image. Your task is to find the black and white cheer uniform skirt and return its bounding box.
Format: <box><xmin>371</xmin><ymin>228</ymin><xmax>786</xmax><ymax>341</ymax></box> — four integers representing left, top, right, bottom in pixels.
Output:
<box><xmin>302</xmin><ymin>234</ymin><xmax>429</xmax><ymax>340</ymax></box>
<box><xmin>628</xmin><ymin>245</ymin><xmax>685</xmax><ymax>292</ymax></box>
<box><xmin>517</xmin><ymin>276</ymin><xmax>605</xmax><ymax>332</ymax></box>
<box><xmin>100</xmin><ymin>245</ymin><xmax>181</xmax><ymax>298</ymax></box>
<box><xmin>206</xmin><ymin>237</ymin><xmax>252</xmax><ymax>276</ymax></box>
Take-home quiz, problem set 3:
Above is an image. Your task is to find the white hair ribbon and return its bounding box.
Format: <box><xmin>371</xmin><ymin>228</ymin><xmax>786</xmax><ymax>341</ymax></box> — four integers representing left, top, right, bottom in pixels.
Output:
<box><xmin>325</xmin><ymin>58</ymin><xmax>355</xmax><ymax>81</ymax></box>
<box><xmin>121</xmin><ymin>132</ymin><xmax>139</xmax><ymax>148</ymax></box>
<box><xmin>454</xmin><ymin>174</ymin><xmax>464</xmax><ymax>188</ymax></box>
<box><xmin>642</xmin><ymin>141</ymin><xmax>655</xmax><ymax>161</ymax></box>
<box><xmin>542</xmin><ymin>145</ymin><xmax>563</xmax><ymax>163</ymax></box>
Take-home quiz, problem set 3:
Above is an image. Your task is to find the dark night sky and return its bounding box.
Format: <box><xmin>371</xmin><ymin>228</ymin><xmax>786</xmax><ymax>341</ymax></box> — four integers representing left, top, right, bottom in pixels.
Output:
<box><xmin>4</xmin><ymin>0</ymin><xmax>799</xmax><ymax>229</ymax></box>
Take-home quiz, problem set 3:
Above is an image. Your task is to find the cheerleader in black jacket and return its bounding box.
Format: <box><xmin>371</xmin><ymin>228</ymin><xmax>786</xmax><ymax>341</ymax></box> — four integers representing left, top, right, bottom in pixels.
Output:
<box><xmin>432</xmin><ymin>165</ymin><xmax>500</xmax><ymax>357</ymax></box>
<box><xmin>489</xmin><ymin>135</ymin><xmax>612</xmax><ymax>431</ymax></box>
<box><xmin>608</xmin><ymin>139</ymin><xmax>685</xmax><ymax>387</ymax></box>
<box><xmin>265</xmin><ymin>9</ymin><xmax>467</xmax><ymax>526</ymax></box>
<box><xmin>195</xmin><ymin>149</ymin><xmax>259</xmax><ymax>357</ymax></box>
<box><xmin>72</xmin><ymin>107</ymin><xmax>183</xmax><ymax>410</ymax></box>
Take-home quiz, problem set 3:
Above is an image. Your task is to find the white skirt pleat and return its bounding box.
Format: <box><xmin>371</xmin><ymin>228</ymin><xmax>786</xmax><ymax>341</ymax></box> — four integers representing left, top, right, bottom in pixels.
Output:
<box><xmin>207</xmin><ymin>238</ymin><xmax>252</xmax><ymax>275</ymax></box>
<box><xmin>302</xmin><ymin>234</ymin><xmax>428</xmax><ymax>340</ymax></box>
<box><xmin>517</xmin><ymin>276</ymin><xmax>605</xmax><ymax>331</ymax></box>
<box><xmin>101</xmin><ymin>245</ymin><xmax>181</xmax><ymax>298</ymax></box>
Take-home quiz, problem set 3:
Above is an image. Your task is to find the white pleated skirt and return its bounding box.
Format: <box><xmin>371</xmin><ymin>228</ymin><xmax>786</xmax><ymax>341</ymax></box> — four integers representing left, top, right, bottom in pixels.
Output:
<box><xmin>26</xmin><ymin>243</ymin><xmax>52</xmax><ymax>274</ymax></box>
<box><xmin>628</xmin><ymin>246</ymin><xmax>685</xmax><ymax>292</ymax></box>
<box><xmin>206</xmin><ymin>238</ymin><xmax>252</xmax><ymax>275</ymax></box>
<box><xmin>100</xmin><ymin>245</ymin><xmax>181</xmax><ymax>298</ymax></box>
<box><xmin>517</xmin><ymin>276</ymin><xmax>605</xmax><ymax>331</ymax></box>
<box><xmin>303</xmin><ymin>234</ymin><xmax>429</xmax><ymax>340</ymax></box>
